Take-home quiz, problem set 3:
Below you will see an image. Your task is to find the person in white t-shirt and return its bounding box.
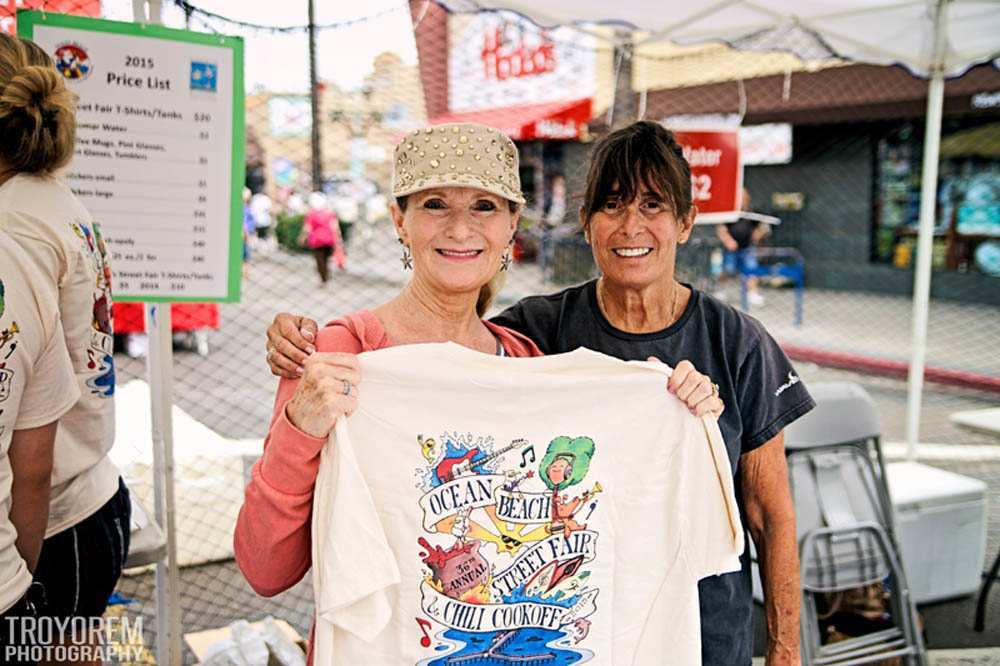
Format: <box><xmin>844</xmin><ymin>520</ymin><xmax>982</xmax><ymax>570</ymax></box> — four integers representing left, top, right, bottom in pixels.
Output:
<box><xmin>0</xmin><ymin>232</ymin><xmax>80</xmax><ymax>664</ymax></box>
<box><xmin>250</xmin><ymin>192</ymin><xmax>275</xmax><ymax>252</ymax></box>
<box><xmin>0</xmin><ymin>33</ymin><xmax>131</xmax><ymax>660</ymax></box>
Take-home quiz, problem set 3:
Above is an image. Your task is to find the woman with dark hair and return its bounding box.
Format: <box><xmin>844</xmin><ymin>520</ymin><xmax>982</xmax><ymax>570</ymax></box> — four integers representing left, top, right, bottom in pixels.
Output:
<box><xmin>0</xmin><ymin>31</ymin><xmax>130</xmax><ymax>664</ymax></box>
<box><xmin>267</xmin><ymin>120</ymin><xmax>810</xmax><ymax>665</ymax></box>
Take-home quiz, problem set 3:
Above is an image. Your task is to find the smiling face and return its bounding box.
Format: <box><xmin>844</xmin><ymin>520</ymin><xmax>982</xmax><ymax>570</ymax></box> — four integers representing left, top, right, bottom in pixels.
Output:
<box><xmin>579</xmin><ymin>121</ymin><xmax>697</xmax><ymax>294</ymax></box>
<box><xmin>419</xmin><ymin>435</ymin><xmax>439</xmax><ymax>464</ymax></box>
<box><xmin>392</xmin><ymin>186</ymin><xmax>518</xmax><ymax>300</ymax></box>
<box><xmin>546</xmin><ymin>458</ymin><xmax>572</xmax><ymax>486</ymax></box>
<box><xmin>583</xmin><ymin>183</ymin><xmax>695</xmax><ymax>292</ymax></box>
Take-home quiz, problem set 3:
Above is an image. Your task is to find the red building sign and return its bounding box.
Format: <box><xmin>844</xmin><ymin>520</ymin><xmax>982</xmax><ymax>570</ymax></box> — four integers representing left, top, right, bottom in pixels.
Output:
<box><xmin>481</xmin><ymin>26</ymin><xmax>556</xmax><ymax>81</ymax></box>
<box><xmin>671</xmin><ymin>128</ymin><xmax>743</xmax><ymax>223</ymax></box>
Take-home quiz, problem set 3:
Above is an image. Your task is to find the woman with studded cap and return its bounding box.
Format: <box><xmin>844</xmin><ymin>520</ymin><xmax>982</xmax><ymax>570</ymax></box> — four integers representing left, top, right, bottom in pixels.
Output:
<box><xmin>235</xmin><ymin>123</ymin><xmax>543</xmax><ymax>663</ymax></box>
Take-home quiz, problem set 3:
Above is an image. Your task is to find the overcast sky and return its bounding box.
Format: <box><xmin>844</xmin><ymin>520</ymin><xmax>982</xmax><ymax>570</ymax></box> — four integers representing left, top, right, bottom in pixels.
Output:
<box><xmin>102</xmin><ymin>0</ymin><xmax>419</xmax><ymax>92</ymax></box>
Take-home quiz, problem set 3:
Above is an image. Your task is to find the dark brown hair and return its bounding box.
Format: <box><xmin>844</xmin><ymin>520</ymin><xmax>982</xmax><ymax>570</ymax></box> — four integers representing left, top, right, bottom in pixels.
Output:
<box><xmin>581</xmin><ymin>121</ymin><xmax>692</xmax><ymax>223</ymax></box>
<box><xmin>0</xmin><ymin>33</ymin><xmax>77</xmax><ymax>174</ymax></box>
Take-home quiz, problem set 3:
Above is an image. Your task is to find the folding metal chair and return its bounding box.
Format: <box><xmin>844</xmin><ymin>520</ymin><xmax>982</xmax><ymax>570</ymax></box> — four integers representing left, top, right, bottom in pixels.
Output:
<box><xmin>785</xmin><ymin>382</ymin><xmax>926</xmax><ymax>666</ymax></box>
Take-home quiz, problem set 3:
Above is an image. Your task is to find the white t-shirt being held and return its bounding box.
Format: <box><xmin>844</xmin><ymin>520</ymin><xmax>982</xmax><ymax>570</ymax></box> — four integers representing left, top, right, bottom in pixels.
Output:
<box><xmin>311</xmin><ymin>344</ymin><xmax>743</xmax><ymax>665</ymax></box>
<box><xmin>0</xmin><ymin>232</ymin><xmax>79</xmax><ymax>613</ymax></box>
<box><xmin>0</xmin><ymin>174</ymin><xmax>119</xmax><ymax>537</ymax></box>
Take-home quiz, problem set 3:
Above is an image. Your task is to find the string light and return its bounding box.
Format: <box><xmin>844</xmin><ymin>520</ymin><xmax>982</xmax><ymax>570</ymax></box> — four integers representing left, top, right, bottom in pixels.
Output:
<box><xmin>172</xmin><ymin>0</ymin><xmax>408</xmax><ymax>34</ymax></box>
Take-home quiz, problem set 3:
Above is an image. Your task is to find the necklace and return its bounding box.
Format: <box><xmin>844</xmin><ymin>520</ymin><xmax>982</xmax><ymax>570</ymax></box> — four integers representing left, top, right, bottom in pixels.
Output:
<box><xmin>597</xmin><ymin>278</ymin><xmax>683</xmax><ymax>332</ymax></box>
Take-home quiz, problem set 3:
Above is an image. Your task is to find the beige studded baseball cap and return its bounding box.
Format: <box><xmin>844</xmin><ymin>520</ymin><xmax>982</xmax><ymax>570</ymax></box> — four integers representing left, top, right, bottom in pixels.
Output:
<box><xmin>392</xmin><ymin>123</ymin><xmax>526</xmax><ymax>204</ymax></box>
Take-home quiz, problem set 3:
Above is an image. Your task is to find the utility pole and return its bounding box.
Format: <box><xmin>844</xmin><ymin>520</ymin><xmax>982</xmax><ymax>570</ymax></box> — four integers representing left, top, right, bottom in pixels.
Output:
<box><xmin>308</xmin><ymin>0</ymin><xmax>323</xmax><ymax>191</ymax></box>
<box><xmin>609</xmin><ymin>32</ymin><xmax>636</xmax><ymax>130</ymax></box>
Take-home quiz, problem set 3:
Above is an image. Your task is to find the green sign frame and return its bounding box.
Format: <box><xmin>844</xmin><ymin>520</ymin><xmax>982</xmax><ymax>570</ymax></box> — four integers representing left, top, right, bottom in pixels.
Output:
<box><xmin>19</xmin><ymin>10</ymin><xmax>246</xmax><ymax>303</ymax></box>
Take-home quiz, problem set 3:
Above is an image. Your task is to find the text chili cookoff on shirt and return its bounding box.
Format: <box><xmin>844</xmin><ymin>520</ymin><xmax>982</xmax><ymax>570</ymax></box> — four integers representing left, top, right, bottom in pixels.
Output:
<box><xmin>310</xmin><ymin>344</ymin><xmax>743</xmax><ymax>665</ymax></box>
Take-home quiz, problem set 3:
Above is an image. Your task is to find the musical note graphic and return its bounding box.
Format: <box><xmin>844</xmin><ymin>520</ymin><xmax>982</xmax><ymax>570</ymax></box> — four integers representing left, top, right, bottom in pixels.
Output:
<box><xmin>518</xmin><ymin>445</ymin><xmax>535</xmax><ymax>468</ymax></box>
<box><xmin>3</xmin><ymin>342</ymin><xmax>15</xmax><ymax>359</ymax></box>
<box><xmin>585</xmin><ymin>502</ymin><xmax>597</xmax><ymax>520</ymax></box>
<box><xmin>86</xmin><ymin>349</ymin><xmax>96</xmax><ymax>370</ymax></box>
<box><xmin>415</xmin><ymin>617</ymin><xmax>432</xmax><ymax>647</ymax></box>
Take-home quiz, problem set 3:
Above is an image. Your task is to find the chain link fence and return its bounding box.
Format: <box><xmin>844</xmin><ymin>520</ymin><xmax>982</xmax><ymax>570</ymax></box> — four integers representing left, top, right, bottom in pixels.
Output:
<box><xmin>4</xmin><ymin>0</ymin><xmax>1000</xmax><ymax>662</ymax></box>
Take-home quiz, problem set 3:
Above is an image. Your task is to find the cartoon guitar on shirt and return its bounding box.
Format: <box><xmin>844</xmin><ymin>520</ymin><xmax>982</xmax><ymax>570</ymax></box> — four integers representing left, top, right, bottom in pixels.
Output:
<box><xmin>435</xmin><ymin>438</ymin><xmax>529</xmax><ymax>483</ymax></box>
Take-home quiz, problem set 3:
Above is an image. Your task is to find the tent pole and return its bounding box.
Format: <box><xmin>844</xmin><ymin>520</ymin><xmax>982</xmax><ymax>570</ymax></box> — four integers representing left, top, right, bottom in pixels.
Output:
<box><xmin>904</xmin><ymin>0</ymin><xmax>948</xmax><ymax>460</ymax></box>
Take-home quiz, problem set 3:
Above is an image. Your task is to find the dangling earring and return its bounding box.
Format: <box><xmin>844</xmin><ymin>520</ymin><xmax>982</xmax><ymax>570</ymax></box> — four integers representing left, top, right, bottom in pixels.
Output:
<box><xmin>500</xmin><ymin>236</ymin><xmax>514</xmax><ymax>271</ymax></box>
<box><xmin>399</xmin><ymin>238</ymin><xmax>412</xmax><ymax>270</ymax></box>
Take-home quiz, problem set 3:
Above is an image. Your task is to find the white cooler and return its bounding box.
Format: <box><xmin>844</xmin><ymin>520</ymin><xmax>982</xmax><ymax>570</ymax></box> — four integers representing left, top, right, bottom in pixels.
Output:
<box><xmin>751</xmin><ymin>460</ymin><xmax>987</xmax><ymax>605</ymax></box>
<box><xmin>887</xmin><ymin>461</ymin><xmax>988</xmax><ymax>604</ymax></box>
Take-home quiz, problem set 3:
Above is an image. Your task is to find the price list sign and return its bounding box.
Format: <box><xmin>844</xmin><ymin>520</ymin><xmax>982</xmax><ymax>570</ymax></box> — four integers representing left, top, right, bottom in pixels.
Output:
<box><xmin>20</xmin><ymin>11</ymin><xmax>245</xmax><ymax>302</ymax></box>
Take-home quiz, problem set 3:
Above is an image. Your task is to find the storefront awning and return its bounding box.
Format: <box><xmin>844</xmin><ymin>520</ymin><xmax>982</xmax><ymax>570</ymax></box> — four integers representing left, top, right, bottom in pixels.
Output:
<box><xmin>941</xmin><ymin>122</ymin><xmax>1000</xmax><ymax>159</ymax></box>
<box><xmin>430</xmin><ymin>98</ymin><xmax>592</xmax><ymax>142</ymax></box>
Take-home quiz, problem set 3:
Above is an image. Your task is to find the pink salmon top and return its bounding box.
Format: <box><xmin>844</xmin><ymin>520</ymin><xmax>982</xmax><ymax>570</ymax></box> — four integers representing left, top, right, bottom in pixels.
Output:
<box><xmin>233</xmin><ymin>310</ymin><xmax>542</xmax><ymax>663</ymax></box>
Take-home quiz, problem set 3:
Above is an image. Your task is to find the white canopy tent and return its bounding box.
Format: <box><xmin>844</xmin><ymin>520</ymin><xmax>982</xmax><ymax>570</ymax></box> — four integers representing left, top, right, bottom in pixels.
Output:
<box><xmin>442</xmin><ymin>0</ymin><xmax>1000</xmax><ymax>457</ymax></box>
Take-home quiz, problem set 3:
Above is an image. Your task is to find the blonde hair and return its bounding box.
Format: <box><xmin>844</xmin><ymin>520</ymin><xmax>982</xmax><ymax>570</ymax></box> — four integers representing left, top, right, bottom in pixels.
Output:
<box><xmin>0</xmin><ymin>33</ymin><xmax>77</xmax><ymax>175</ymax></box>
<box><xmin>476</xmin><ymin>270</ymin><xmax>507</xmax><ymax>317</ymax></box>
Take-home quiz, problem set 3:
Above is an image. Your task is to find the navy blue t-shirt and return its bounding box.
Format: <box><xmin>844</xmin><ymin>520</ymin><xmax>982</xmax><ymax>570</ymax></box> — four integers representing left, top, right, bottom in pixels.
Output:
<box><xmin>491</xmin><ymin>280</ymin><xmax>815</xmax><ymax>666</ymax></box>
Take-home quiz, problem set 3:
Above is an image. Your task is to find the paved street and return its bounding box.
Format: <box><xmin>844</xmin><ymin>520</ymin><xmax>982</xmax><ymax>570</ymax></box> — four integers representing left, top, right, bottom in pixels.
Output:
<box><xmin>111</xmin><ymin>226</ymin><xmax>1000</xmax><ymax>663</ymax></box>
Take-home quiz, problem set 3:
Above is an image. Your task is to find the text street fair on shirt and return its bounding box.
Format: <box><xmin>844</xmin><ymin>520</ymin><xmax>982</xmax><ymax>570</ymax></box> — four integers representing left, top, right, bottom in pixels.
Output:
<box><xmin>310</xmin><ymin>344</ymin><xmax>743</xmax><ymax>665</ymax></box>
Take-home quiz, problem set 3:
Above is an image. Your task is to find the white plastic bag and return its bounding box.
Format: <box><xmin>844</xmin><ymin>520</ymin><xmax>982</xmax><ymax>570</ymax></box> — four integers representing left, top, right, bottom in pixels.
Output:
<box><xmin>230</xmin><ymin>620</ymin><xmax>270</xmax><ymax>666</ymax></box>
<box><xmin>260</xmin><ymin>617</ymin><xmax>306</xmax><ymax>666</ymax></box>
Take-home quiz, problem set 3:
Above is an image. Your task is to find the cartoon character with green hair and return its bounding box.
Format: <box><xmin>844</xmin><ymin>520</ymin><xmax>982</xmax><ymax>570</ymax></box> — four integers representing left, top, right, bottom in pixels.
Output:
<box><xmin>540</xmin><ymin>436</ymin><xmax>601</xmax><ymax>538</ymax></box>
<box><xmin>0</xmin><ymin>280</ymin><xmax>18</xmax><ymax>350</ymax></box>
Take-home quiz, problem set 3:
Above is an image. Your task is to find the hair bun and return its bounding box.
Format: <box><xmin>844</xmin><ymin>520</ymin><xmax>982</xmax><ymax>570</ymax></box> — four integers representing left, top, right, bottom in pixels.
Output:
<box><xmin>0</xmin><ymin>54</ymin><xmax>77</xmax><ymax>173</ymax></box>
<box><xmin>1</xmin><ymin>64</ymin><xmax>65</xmax><ymax>113</ymax></box>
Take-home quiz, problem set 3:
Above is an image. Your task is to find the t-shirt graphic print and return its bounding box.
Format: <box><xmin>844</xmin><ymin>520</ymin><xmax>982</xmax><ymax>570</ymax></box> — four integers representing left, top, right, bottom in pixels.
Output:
<box><xmin>414</xmin><ymin>432</ymin><xmax>602</xmax><ymax>658</ymax></box>
<box><xmin>68</xmin><ymin>218</ymin><xmax>115</xmax><ymax>398</ymax></box>
<box><xmin>311</xmin><ymin>344</ymin><xmax>743</xmax><ymax>666</ymax></box>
